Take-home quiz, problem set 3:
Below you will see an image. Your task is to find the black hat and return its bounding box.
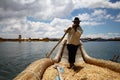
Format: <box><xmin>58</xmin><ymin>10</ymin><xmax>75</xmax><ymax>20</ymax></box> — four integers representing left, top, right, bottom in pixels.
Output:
<box><xmin>72</xmin><ymin>17</ymin><xmax>81</xmax><ymax>22</ymax></box>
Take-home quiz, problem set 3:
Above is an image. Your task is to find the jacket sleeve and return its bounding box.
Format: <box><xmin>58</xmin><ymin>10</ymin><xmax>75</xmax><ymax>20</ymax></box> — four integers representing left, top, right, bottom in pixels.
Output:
<box><xmin>79</xmin><ymin>26</ymin><xmax>83</xmax><ymax>34</ymax></box>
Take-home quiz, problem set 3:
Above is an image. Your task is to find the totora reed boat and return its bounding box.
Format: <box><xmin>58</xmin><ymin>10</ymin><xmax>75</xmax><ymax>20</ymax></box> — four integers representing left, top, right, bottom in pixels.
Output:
<box><xmin>14</xmin><ymin>40</ymin><xmax>120</xmax><ymax>80</ymax></box>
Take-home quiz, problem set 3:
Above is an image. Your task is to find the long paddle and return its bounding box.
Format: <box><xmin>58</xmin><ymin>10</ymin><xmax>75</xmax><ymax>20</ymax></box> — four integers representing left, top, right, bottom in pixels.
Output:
<box><xmin>46</xmin><ymin>32</ymin><xmax>67</xmax><ymax>58</ymax></box>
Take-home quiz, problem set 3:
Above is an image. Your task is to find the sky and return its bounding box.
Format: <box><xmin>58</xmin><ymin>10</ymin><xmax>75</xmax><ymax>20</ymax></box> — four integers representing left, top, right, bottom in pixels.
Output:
<box><xmin>0</xmin><ymin>0</ymin><xmax>120</xmax><ymax>39</ymax></box>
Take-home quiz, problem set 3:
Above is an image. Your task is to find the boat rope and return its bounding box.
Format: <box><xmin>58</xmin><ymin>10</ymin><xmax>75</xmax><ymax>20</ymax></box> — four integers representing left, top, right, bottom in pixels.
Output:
<box><xmin>22</xmin><ymin>69</ymin><xmax>40</xmax><ymax>80</ymax></box>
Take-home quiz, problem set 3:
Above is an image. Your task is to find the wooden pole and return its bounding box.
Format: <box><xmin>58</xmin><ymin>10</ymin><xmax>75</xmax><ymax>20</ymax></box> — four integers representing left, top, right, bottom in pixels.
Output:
<box><xmin>46</xmin><ymin>32</ymin><xmax>67</xmax><ymax>58</ymax></box>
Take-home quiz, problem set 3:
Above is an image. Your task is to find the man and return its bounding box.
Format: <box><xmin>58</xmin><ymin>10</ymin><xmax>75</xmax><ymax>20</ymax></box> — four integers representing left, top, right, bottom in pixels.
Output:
<box><xmin>65</xmin><ymin>17</ymin><xmax>83</xmax><ymax>68</ymax></box>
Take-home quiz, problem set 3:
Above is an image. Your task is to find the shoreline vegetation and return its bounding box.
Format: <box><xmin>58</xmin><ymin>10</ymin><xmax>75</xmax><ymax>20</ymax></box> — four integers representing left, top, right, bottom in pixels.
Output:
<box><xmin>0</xmin><ymin>35</ymin><xmax>120</xmax><ymax>42</ymax></box>
<box><xmin>0</xmin><ymin>37</ymin><xmax>120</xmax><ymax>42</ymax></box>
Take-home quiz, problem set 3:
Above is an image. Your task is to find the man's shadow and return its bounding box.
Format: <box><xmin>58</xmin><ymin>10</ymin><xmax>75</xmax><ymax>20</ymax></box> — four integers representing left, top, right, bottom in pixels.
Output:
<box><xmin>72</xmin><ymin>65</ymin><xmax>84</xmax><ymax>73</ymax></box>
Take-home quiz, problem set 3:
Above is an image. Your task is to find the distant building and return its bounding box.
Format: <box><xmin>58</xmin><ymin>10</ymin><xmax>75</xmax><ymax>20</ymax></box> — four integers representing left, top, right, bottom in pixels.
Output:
<box><xmin>0</xmin><ymin>37</ymin><xmax>3</xmax><ymax>41</ymax></box>
<box><xmin>18</xmin><ymin>35</ymin><xmax>22</xmax><ymax>41</ymax></box>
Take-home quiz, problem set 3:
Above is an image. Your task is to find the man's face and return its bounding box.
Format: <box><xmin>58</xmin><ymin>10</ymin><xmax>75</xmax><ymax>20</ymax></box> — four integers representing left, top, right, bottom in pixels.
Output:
<box><xmin>73</xmin><ymin>21</ymin><xmax>80</xmax><ymax>25</ymax></box>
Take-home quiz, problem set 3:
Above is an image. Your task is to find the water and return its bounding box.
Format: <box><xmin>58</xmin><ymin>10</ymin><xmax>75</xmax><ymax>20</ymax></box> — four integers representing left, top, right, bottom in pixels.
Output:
<box><xmin>83</xmin><ymin>41</ymin><xmax>120</xmax><ymax>61</ymax></box>
<box><xmin>0</xmin><ymin>41</ymin><xmax>58</xmax><ymax>80</ymax></box>
<box><xmin>0</xmin><ymin>41</ymin><xmax>120</xmax><ymax>80</ymax></box>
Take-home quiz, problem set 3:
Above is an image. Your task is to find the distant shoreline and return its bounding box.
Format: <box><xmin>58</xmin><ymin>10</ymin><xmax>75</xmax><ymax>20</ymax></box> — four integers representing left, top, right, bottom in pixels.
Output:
<box><xmin>0</xmin><ymin>37</ymin><xmax>120</xmax><ymax>42</ymax></box>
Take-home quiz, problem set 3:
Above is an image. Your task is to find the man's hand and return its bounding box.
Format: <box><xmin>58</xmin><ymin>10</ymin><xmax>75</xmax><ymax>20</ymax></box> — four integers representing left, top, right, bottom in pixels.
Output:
<box><xmin>65</xmin><ymin>27</ymin><xmax>71</xmax><ymax>33</ymax></box>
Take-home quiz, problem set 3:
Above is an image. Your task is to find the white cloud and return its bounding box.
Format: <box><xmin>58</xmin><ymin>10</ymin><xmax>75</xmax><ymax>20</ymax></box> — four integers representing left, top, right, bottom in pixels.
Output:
<box><xmin>0</xmin><ymin>17</ymin><xmax>72</xmax><ymax>38</ymax></box>
<box><xmin>14</xmin><ymin>0</ymin><xmax>36</xmax><ymax>4</ymax></box>
<box><xmin>72</xmin><ymin>0</ymin><xmax>120</xmax><ymax>9</ymax></box>
<box><xmin>0</xmin><ymin>0</ymin><xmax>119</xmax><ymax>21</ymax></box>
<box><xmin>105</xmin><ymin>14</ymin><xmax>114</xmax><ymax>19</ymax></box>
<box><xmin>83</xmin><ymin>33</ymin><xmax>107</xmax><ymax>38</ymax></box>
<box><xmin>107</xmin><ymin>32</ymin><xmax>120</xmax><ymax>37</ymax></box>
<box><xmin>77</xmin><ymin>9</ymin><xmax>113</xmax><ymax>26</ymax></box>
<box><xmin>50</xmin><ymin>18</ymin><xmax>71</xmax><ymax>28</ymax></box>
<box><xmin>1</xmin><ymin>18</ymin><xmax>25</xmax><ymax>33</ymax></box>
<box><xmin>91</xmin><ymin>9</ymin><xmax>108</xmax><ymax>21</ymax></box>
<box><xmin>81</xmin><ymin>21</ymin><xmax>104</xmax><ymax>26</ymax></box>
<box><xmin>83</xmin><ymin>33</ymin><xmax>120</xmax><ymax>39</ymax></box>
<box><xmin>92</xmin><ymin>9</ymin><xmax>106</xmax><ymax>16</ymax></box>
<box><xmin>0</xmin><ymin>0</ymin><xmax>120</xmax><ymax>38</ymax></box>
<box><xmin>28</xmin><ymin>0</ymin><xmax>74</xmax><ymax>20</ymax></box>
<box><xmin>78</xmin><ymin>13</ymin><xmax>91</xmax><ymax>21</ymax></box>
<box><xmin>114</xmin><ymin>13</ymin><xmax>120</xmax><ymax>22</ymax></box>
<box><xmin>0</xmin><ymin>8</ymin><xmax>116</xmax><ymax>38</ymax></box>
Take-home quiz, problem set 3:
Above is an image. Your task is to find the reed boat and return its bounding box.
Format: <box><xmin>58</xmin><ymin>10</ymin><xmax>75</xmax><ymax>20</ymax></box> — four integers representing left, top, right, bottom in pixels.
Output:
<box><xmin>14</xmin><ymin>40</ymin><xmax>120</xmax><ymax>80</ymax></box>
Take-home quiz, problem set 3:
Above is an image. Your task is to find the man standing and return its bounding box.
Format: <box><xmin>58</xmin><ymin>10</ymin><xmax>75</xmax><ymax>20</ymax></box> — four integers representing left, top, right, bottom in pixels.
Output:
<box><xmin>65</xmin><ymin>17</ymin><xmax>83</xmax><ymax>68</ymax></box>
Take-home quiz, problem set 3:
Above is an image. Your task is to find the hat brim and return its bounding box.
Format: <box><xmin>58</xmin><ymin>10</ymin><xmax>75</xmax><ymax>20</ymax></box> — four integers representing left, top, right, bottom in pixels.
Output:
<box><xmin>72</xmin><ymin>20</ymin><xmax>81</xmax><ymax>22</ymax></box>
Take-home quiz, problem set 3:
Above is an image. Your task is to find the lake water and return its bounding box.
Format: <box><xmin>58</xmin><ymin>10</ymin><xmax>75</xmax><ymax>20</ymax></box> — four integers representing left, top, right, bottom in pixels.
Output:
<box><xmin>0</xmin><ymin>41</ymin><xmax>120</xmax><ymax>80</ymax></box>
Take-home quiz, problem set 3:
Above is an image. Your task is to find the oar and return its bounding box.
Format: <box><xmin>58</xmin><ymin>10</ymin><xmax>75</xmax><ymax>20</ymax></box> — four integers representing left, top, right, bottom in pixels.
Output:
<box><xmin>46</xmin><ymin>32</ymin><xmax>67</xmax><ymax>58</ymax></box>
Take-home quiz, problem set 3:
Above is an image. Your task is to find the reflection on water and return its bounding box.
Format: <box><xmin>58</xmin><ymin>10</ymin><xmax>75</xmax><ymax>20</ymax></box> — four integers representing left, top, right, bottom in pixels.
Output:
<box><xmin>0</xmin><ymin>41</ymin><xmax>120</xmax><ymax>80</ymax></box>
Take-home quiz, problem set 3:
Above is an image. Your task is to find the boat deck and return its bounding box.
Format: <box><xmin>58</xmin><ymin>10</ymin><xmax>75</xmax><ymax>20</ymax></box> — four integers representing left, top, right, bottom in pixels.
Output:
<box><xmin>42</xmin><ymin>45</ymin><xmax>120</xmax><ymax>80</ymax></box>
<box><xmin>42</xmin><ymin>59</ymin><xmax>120</xmax><ymax>80</ymax></box>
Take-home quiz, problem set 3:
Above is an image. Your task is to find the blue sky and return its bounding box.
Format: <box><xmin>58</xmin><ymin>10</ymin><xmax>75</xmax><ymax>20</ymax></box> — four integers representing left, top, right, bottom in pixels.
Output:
<box><xmin>0</xmin><ymin>0</ymin><xmax>120</xmax><ymax>39</ymax></box>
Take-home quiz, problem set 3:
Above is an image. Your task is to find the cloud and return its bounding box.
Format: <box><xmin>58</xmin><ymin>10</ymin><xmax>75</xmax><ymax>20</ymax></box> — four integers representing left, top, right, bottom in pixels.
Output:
<box><xmin>81</xmin><ymin>21</ymin><xmax>104</xmax><ymax>26</ymax></box>
<box><xmin>108</xmin><ymin>32</ymin><xmax>120</xmax><ymax>37</ymax></box>
<box><xmin>0</xmin><ymin>9</ymin><xmax>117</xmax><ymax>38</ymax></box>
<box><xmin>83</xmin><ymin>33</ymin><xmax>108</xmax><ymax>38</ymax></box>
<box><xmin>73</xmin><ymin>0</ymin><xmax>120</xmax><ymax>9</ymax></box>
<box><xmin>92</xmin><ymin>9</ymin><xmax>106</xmax><ymax>16</ymax></box>
<box><xmin>91</xmin><ymin>9</ymin><xmax>114</xmax><ymax>21</ymax></box>
<box><xmin>83</xmin><ymin>33</ymin><xmax>120</xmax><ymax>39</ymax></box>
<box><xmin>0</xmin><ymin>0</ymin><xmax>120</xmax><ymax>38</ymax></box>
<box><xmin>0</xmin><ymin>17</ymin><xmax>72</xmax><ymax>38</ymax></box>
<box><xmin>114</xmin><ymin>13</ymin><xmax>120</xmax><ymax>22</ymax></box>
<box><xmin>0</xmin><ymin>0</ymin><xmax>74</xmax><ymax>21</ymax></box>
<box><xmin>77</xmin><ymin>9</ymin><xmax>113</xmax><ymax>26</ymax></box>
<box><xmin>15</xmin><ymin>0</ymin><xmax>36</xmax><ymax>4</ymax></box>
<box><xmin>0</xmin><ymin>0</ymin><xmax>120</xmax><ymax>21</ymax></box>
